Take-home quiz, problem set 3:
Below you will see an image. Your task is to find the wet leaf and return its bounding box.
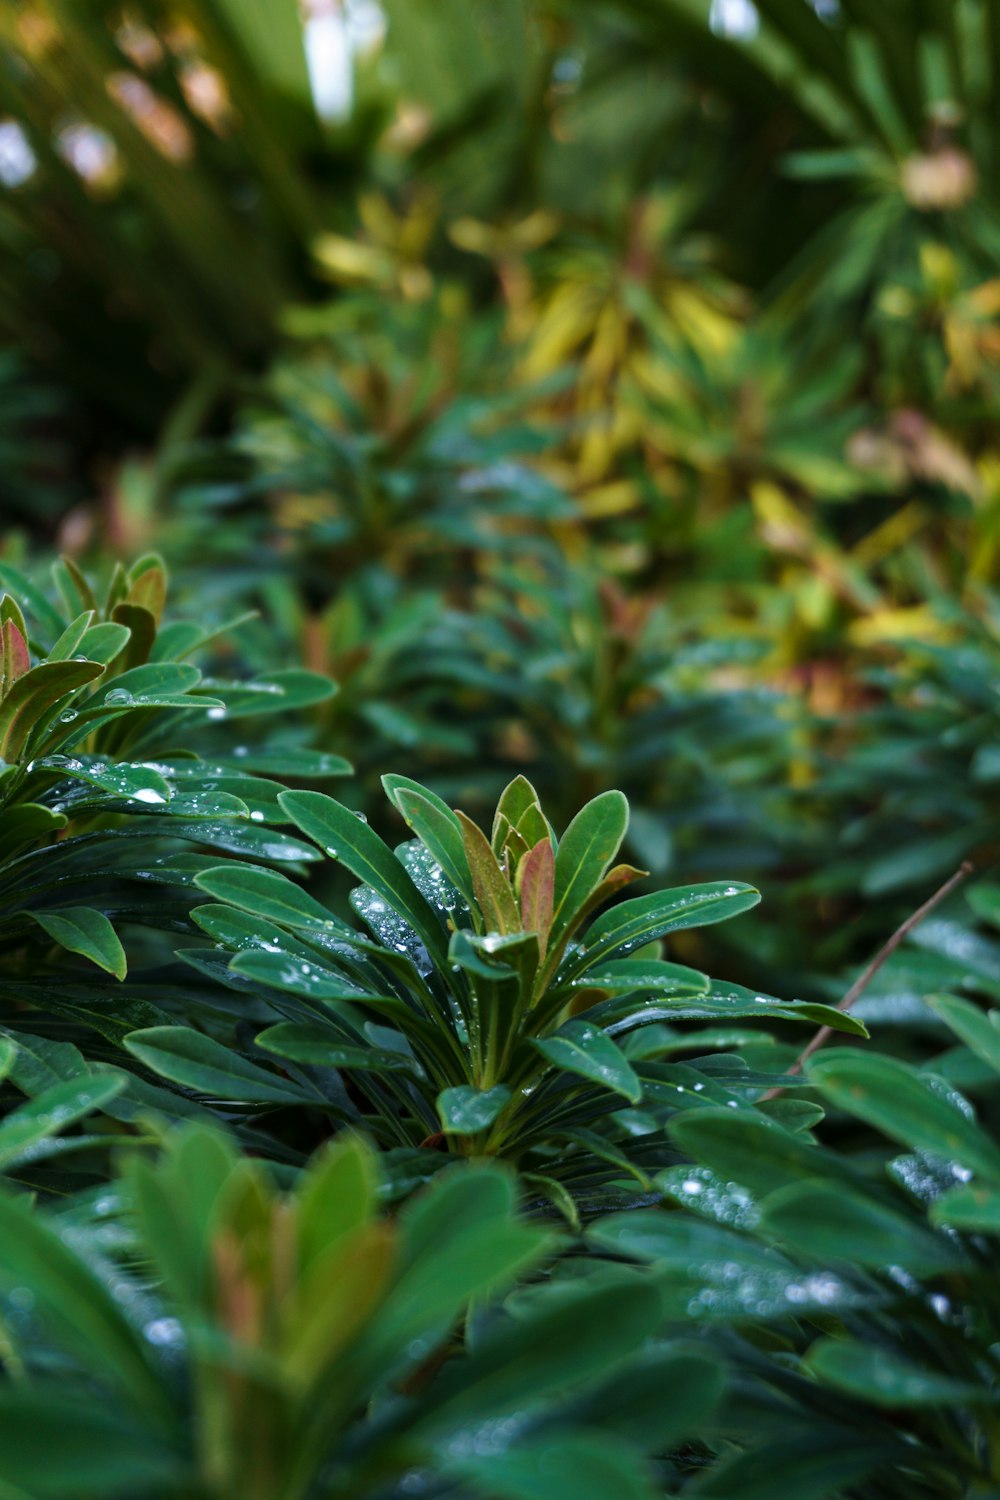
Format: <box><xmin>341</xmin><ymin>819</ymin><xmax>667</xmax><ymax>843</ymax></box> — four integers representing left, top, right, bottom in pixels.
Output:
<box><xmin>532</xmin><ymin>1019</ymin><xmax>642</xmax><ymax>1103</ymax></box>
<box><xmin>437</xmin><ymin>1084</ymin><xmax>512</xmax><ymax>1134</ymax></box>
<box><xmin>808</xmin><ymin>1049</ymin><xmax>1000</xmax><ymax>1184</ymax></box>
<box><xmin>808</xmin><ymin>1338</ymin><xmax>997</xmax><ymax>1407</ymax></box>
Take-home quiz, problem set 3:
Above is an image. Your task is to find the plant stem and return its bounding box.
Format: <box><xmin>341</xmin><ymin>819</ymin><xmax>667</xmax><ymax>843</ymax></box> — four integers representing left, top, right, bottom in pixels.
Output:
<box><xmin>763</xmin><ymin>859</ymin><xmax>975</xmax><ymax>1098</ymax></box>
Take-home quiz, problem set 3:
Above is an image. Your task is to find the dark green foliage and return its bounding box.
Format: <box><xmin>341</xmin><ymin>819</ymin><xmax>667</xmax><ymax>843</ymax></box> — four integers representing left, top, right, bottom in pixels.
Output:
<box><xmin>2</xmin><ymin>1</ymin><xmax>1000</xmax><ymax>1493</ymax></box>
<box><xmin>0</xmin><ymin>1123</ymin><xmax>696</xmax><ymax>1499</ymax></box>
<box><xmin>128</xmin><ymin>774</ymin><xmax>860</xmax><ymax>1217</ymax></box>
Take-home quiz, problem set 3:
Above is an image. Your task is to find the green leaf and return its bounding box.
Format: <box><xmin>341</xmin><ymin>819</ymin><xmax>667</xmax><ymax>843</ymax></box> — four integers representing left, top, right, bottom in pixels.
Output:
<box><xmin>0</xmin><ymin>660</ymin><xmax>104</xmax><ymax>759</ymax></box>
<box><xmin>29</xmin><ymin>907</ymin><xmax>127</xmax><ymax>980</ymax></box>
<box><xmin>0</xmin><ymin>561</ymin><xmax>64</xmax><ymax>637</ymax></box>
<box><xmin>532</xmin><ymin>1019</ymin><xmax>642</xmax><ymax>1103</ymax></box>
<box><xmin>572</xmin><ymin>958</ymin><xmax>710</xmax><ymax>995</ymax></box>
<box><xmin>695</xmin><ymin>1434</ymin><xmax>897</xmax><ymax>1500</ymax></box>
<box><xmin>0</xmin><ymin>1392</ymin><xmax>181</xmax><ymax>1497</ymax></box>
<box><xmin>0</xmin><ymin>1193</ymin><xmax>169</xmax><ymax>1420</ymax></box>
<box><xmin>297</xmin><ymin>1133</ymin><xmax>379</xmax><ymax>1276</ymax></box>
<box><xmin>437</xmin><ymin>1084</ymin><xmax>512</xmax><ymax>1134</ymax></box>
<box><xmin>807</xmin><ymin>1338</ymin><xmax>996</xmax><ymax>1407</ymax></box>
<box><xmin>492</xmin><ymin>775</ymin><xmax>549</xmax><ymax>855</ymax></box>
<box><xmin>210</xmin><ymin>668</ymin><xmax>335</xmax><ymax>718</ymax></box>
<box><xmin>123</xmin><ymin>1027</ymin><xmax>320</xmax><ymax>1104</ymax></box>
<box><xmin>448</xmin><ymin>1431</ymin><xmax>657</xmax><ymax>1500</ymax></box>
<box><xmin>0</xmin><ymin>1073</ymin><xmax>127</xmax><ymax>1169</ymax></box>
<box><xmin>760</xmin><ymin>1181</ymin><xmax>966</xmax><ymax>1275</ymax></box>
<box><xmin>930</xmin><ymin>1182</ymin><xmax>1000</xmax><ymax>1232</ymax></box>
<box><xmin>256</xmin><ymin>1022</ymin><xmax>417</xmax><ymax>1073</ymax></box>
<box><xmin>669</xmin><ymin>1107</ymin><xmax>855</xmax><ymax>1197</ymax></box>
<box><xmin>378</xmin><ymin>1167</ymin><xmax>548</xmax><ymax>1357</ymax></box>
<box><xmin>0</xmin><ymin>802</ymin><xmax>67</xmax><ymax>857</ymax></box>
<box><xmin>46</xmin><ymin>610</ymin><xmax>93</xmax><ymax>663</ymax></box>
<box><xmin>218</xmin><ymin>747</ymin><xmax>351</xmax><ymax>778</ymax></box>
<box><xmin>386</xmin><ymin>779</ymin><xmax>476</xmax><ymax>908</ymax></box>
<box><xmin>551</xmin><ymin>790</ymin><xmax>629</xmax><ymax>940</ymax></box>
<box><xmin>600</xmin><ymin>988</ymin><xmax>866</xmax><ymax>1037</ymax></box>
<box><xmin>194</xmin><ymin>862</ymin><xmax>346</xmax><ymax>933</ymax></box>
<box><xmin>588</xmin><ymin>1212</ymin><xmax>866</xmax><ymax>1320</ymax></box>
<box><xmin>808</xmin><ymin>1050</ymin><xmax>1000</xmax><ymax>1184</ymax></box>
<box><xmin>421</xmin><ymin>1278</ymin><xmax>660</xmax><ymax>1435</ymax></box>
<box><xmin>126</xmin><ymin>1126</ymin><xmax>238</xmax><ymax>1310</ymax></box>
<box><xmin>35</xmin><ymin>757</ymin><xmax>173</xmax><ymax>808</ymax></box>
<box><xmin>230</xmin><ymin>949</ymin><xmax>374</xmax><ymax>1003</ymax></box>
<box><xmin>928</xmin><ymin>994</ymin><xmax>1000</xmax><ymax>1076</ymax></box>
<box><xmin>278</xmin><ymin>791</ymin><xmax>447</xmax><ymax>961</ymax></box>
<box><xmin>457</xmin><ymin>808</ymin><xmax>521</xmax><ymax>933</ymax></box>
<box><xmin>89</xmin><ymin>661</ymin><xmax>201</xmax><ymax>705</ymax></box>
<box><xmin>77</xmin><ymin>621</ymin><xmax>131</xmax><ymax>665</ymax></box>
<box><xmin>580</xmin><ymin>882</ymin><xmax>761</xmax><ymax>968</ymax></box>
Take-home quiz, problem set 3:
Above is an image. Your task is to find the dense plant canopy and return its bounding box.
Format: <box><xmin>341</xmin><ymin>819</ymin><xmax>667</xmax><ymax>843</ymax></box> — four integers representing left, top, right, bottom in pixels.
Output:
<box><xmin>0</xmin><ymin>2</ymin><xmax>998</xmax><ymax>1497</ymax></box>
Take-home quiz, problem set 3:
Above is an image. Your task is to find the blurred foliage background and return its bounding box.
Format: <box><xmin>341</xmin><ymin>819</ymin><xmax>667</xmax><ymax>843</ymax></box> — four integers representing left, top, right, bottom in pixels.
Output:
<box><xmin>1</xmin><ymin>0</ymin><xmax>999</xmax><ymax>1008</ymax></box>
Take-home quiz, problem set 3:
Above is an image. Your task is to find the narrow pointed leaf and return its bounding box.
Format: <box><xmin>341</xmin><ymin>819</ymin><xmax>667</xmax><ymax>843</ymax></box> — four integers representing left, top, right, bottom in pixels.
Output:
<box><xmin>580</xmin><ymin>883</ymin><xmax>761</xmax><ymax>967</ymax></box>
<box><xmin>278</xmin><ymin>791</ymin><xmax>447</xmax><ymax>960</ymax></box>
<box><xmin>551</xmin><ymin>791</ymin><xmax>629</xmax><ymax>941</ymax></box>
<box><xmin>123</xmin><ymin>1026</ymin><xmax>320</xmax><ymax>1104</ymax></box>
<box><xmin>457</xmin><ymin>809</ymin><xmax>521</xmax><ymax>934</ymax></box>
<box><xmin>532</xmin><ymin>1019</ymin><xmax>642</xmax><ymax>1103</ymax></box>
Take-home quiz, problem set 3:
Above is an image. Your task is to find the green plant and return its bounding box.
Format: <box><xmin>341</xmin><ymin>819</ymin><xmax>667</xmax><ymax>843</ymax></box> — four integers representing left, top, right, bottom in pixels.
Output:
<box><xmin>586</xmin><ymin>901</ymin><xmax>1000</xmax><ymax>1497</ymax></box>
<box><xmin>0</xmin><ymin>552</ymin><xmax>342</xmax><ymax>1091</ymax></box>
<box><xmin>124</xmin><ymin>775</ymin><xmax>864</xmax><ymax>1216</ymax></box>
<box><xmin>0</xmin><ymin>1119</ymin><xmax>713</xmax><ymax>1500</ymax></box>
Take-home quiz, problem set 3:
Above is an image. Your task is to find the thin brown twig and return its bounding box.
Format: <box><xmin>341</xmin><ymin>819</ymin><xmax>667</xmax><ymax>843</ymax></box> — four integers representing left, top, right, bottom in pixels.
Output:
<box><xmin>761</xmin><ymin>859</ymin><xmax>975</xmax><ymax>1102</ymax></box>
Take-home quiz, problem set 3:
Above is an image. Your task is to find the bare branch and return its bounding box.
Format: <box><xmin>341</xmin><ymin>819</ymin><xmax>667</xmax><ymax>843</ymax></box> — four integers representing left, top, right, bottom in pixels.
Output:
<box><xmin>762</xmin><ymin>860</ymin><xmax>975</xmax><ymax>1101</ymax></box>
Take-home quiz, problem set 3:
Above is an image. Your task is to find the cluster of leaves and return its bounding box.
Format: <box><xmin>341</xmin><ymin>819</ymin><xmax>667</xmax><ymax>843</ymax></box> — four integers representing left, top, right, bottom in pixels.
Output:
<box><xmin>4</xmin><ymin>3</ymin><xmax>1000</xmax><ymax>1494</ymax></box>
<box><xmin>0</xmin><ymin>1124</ymin><xmax>717</xmax><ymax>1500</ymax></box>
<box><xmin>0</xmin><ymin>552</ymin><xmax>346</xmax><ymax>1162</ymax></box>
<box><xmin>0</xmin><ymin>547</ymin><xmax>999</xmax><ymax>1500</ymax></box>
<box><xmin>590</xmin><ymin>980</ymin><xmax>1000</xmax><ymax>1497</ymax></box>
<box><xmin>0</xmin><ymin>557</ymin><xmax>861</xmax><ymax>1500</ymax></box>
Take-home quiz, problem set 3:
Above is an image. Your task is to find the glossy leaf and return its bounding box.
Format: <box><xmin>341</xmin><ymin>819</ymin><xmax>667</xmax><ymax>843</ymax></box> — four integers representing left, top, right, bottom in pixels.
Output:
<box><xmin>278</xmin><ymin>791</ymin><xmax>447</xmax><ymax>960</ymax></box>
<box><xmin>437</xmin><ymin>1084</ymin><xmax>512</xmax><ymax>1134</ymax></box>
<box><xmin>532</xmin><ymin>1019</ymin><xmax>642</xmax><ymax>1103</ymax></box>
<box><xmin>551</xmin><ymin>790</ymin><xmax>629</xmax><ymax>939</ymax></box>
<box><xmin>807</xmin><ymin>1339</ymin><xmax>996</xmax><ymax>1407</ymax></box>
<box><xmin>28</xmin><ymin>907</ymin><xmax>127</xmax><ymax>980</ymax></box>
<box><xmin>808</xmin><ymin>1050</ymin><xmax>1000</xmax><ymax>1184</ymax></box>
<box><xmin>123</xmin><ymin>1026</ymin><xmax>321</xmax><ymax>1104</ymax></box>
<box><xmin>579</xmin><ymin>882</ymin><xmax>761</xmax><ymax>967</ymax></box>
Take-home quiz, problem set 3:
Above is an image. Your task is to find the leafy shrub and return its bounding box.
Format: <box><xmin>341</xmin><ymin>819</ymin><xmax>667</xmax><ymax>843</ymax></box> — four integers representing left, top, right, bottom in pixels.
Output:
<box><xmin>589</xmin><ymin>978</ymin><xmax>1000</xmax><ymax>1497</ymax></box>
<box><xmin>123</xmin><ymin>774</ymin><xmax>864</xmax><ymax>1217</ymax></box>
<box><xmin>0</xmin><ymin>552</ymin><xmax>346</xmax><ymax>1184</ymax></box>
<box><xmin>0</xmin><ymin>1121</ymin><xmax>706</xmax><ymax>1500</ymax></box>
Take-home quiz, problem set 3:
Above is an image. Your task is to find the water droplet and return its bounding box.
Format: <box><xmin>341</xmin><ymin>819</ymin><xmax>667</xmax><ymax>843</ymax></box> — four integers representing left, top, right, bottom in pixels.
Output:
<box><xmin>144</xmin><ymin>1316</ymin><xmax>184</xmax><ymax>1348</ymax></box>
<box><xmin>105</xmin><ymin>688</ymin><xmax>133</xmax><ymax>707</ymax></box>
<box><xmin>131</xmin><ymin>787</ymin><xmax>166</xmax><ymax>805</ymax></box>
<box><xmin>58</xmin><ymin>709</ymin><xmax>77</xmax><ymax>723</ymax></box>
<box><xmin>249</xmin><ymin>810</ymin><xmax>265</xmax><ymax>822</ymax></box>
<box><xmin>207</xmin><ymin>706</ymin><xmax>226</xmax><ymax>721</ymax></box>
